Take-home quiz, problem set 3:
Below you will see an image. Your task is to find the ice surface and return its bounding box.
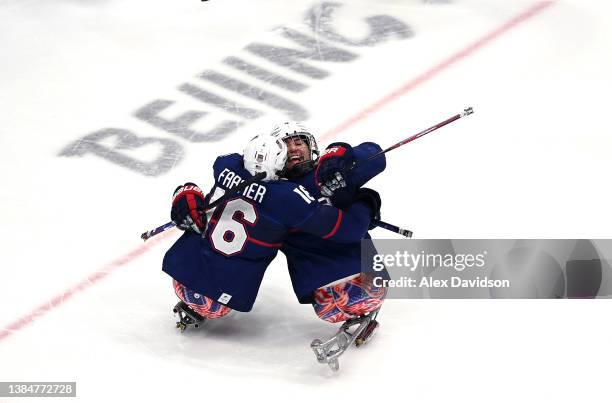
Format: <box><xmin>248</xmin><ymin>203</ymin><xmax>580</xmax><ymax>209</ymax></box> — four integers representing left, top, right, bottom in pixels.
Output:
<box><xmin>1</xmin><ymin>0</ymin><xmax>611</xmax><ymax>401</ymax></box>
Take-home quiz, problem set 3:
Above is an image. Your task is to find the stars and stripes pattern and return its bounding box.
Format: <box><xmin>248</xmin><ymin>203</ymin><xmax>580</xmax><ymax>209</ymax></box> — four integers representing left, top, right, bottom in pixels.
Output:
<box><xmin>312</xmin><ymin>274</ymin><xmax>386</xmax><ymax>323</ymax></box>
<box><xmin>173</xmin><ymin>279</ymin><xmax>232</xmax><ymax>319</ymax></box>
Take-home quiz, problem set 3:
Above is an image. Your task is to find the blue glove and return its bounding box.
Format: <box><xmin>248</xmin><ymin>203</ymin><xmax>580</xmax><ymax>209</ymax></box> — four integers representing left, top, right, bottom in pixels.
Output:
<box><xmin>315</xmin><ymin>142</ymin><xmax>356</xmax><ymax>208</ymax></box>
<box><xmin>171</xmin><ymin>183</ymin><xmax>207</xmax><ymax>233</ymax></box>
<box><xmin>353</xmin><ymin>188</ymin><xmax>381</xmax><ymax>230</ymax></box>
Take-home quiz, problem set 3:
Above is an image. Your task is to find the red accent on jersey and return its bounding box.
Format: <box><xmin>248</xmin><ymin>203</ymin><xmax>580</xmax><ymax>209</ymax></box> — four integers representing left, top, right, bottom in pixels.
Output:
<box><xmin>247</xmin><ymin>237</ymin><xmax>283</xmax><ymax>248</ymax></box>
<box><xmin>322</xmin><ymin>210</ymin><xmax>343</xmax><ymax>239</ymax></box>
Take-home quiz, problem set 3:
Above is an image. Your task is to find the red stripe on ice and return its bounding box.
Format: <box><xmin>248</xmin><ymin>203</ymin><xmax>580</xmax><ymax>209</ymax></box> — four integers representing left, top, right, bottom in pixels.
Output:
<box><xmin>0</xmin><ymin>229</ymin><xmax>176</xmax><ymax>341</ymax></box>
<box><xmin>320</xmin><ymin>1</ymin><xmax>555</xmax><ymax>142</ymax></box>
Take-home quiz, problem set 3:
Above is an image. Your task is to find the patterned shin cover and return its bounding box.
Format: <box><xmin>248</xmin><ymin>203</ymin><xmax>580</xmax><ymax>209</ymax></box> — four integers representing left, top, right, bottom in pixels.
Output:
<box><xmin>312</xmin><ymin>274</ymin><xmax>386</xmax><ymax>323</ymax></box>
<box><xmin>173</xmin><ymin>280</ymin><xmax>232</xmax><ymax>319</ymax></box>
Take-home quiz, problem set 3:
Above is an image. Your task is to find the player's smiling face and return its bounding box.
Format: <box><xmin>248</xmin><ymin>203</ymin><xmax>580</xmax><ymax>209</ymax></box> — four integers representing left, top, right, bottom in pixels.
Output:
<box><xmin>284</xmin><ymin>136</ymin><xmax>310</xmax><ymax>169</ymax></box>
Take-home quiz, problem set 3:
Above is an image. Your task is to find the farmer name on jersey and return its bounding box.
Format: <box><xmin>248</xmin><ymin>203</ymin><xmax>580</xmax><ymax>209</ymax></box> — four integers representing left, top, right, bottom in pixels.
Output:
<box><xmin>218</xmin><ymin>168</ymin><xmax>267</xmax><ymax>204</ymax></box>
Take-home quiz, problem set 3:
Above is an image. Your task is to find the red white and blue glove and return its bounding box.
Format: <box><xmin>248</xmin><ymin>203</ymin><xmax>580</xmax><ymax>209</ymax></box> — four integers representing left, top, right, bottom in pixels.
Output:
<box><xmin>171</xmin><ymin>183</ymin><xmax>207</xmax><ymax>234</ymax></box>
<box><xmin>315</xmin><ymin>142</ymin><xmax>357</xmax><ymax>208</ymax></box>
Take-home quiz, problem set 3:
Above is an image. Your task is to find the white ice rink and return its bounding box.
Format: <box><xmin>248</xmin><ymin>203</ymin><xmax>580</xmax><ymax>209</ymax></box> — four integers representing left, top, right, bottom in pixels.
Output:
<box><xmin>1</xmin><ymin>0</ymin><xmax>611</xmax><ymax>401</ymax></box>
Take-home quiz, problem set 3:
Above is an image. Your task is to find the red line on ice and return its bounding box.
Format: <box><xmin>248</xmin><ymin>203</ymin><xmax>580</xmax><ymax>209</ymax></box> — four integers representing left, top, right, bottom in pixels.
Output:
<box><xmin>320</xmin><ymin>1</ymin><xmax>555</xmax><ymax>142</ymax></box>
<box><xmin>0</xmin><ymin>1</ymin><xmax>555</xmax><ymax>343</ymax></box>
<box><xmin>0</xmin><ymin>230</ymin><xmax>176</xmax><ymax>341</ymax></box>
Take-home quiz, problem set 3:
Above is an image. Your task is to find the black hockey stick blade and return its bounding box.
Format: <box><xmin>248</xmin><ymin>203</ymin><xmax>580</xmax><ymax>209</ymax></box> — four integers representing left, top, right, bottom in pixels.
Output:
<box><xmin>372</xmin><ymin>219</ymin><xmax>413</xmax><ymax>238</ymax></box>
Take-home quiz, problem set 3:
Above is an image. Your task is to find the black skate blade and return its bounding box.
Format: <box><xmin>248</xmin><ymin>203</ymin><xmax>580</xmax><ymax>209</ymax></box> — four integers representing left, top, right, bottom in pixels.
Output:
<box><xmin>173</xmin><ymin>301</ymin><xmax>205</xmax><ymax>331</ymax></box>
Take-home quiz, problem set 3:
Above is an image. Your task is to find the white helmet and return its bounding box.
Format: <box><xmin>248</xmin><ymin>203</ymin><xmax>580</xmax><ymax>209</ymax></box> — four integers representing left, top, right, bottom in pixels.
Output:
<box><xmin>269</xmin><ymin>121</ymin><xmax>319</xmax><ymax>177</ymax></box>
<box><xmin>243</xmin><ymin>133</ymin><xmax>288</xmax><ymax>181</ymax></box>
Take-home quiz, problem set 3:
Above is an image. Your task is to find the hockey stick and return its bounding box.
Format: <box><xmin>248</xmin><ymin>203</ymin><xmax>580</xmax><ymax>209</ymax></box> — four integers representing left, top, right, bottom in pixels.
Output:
<box><xmin>351</xmin><ymin>107</ymin><xmax>474</xmax><ymax>170</ymax></box>
<box><xmin>343</xmin><ymin>108</ymin><xmax>473</xmax><ymax>238</ymax></box>
<box><xmin>140</xmin><ymin>172</ymin><xmax>267</xmax><ymax>241</ymax></box>
<box><xmin>372</xmin><ymin>219</ymin><xmax>412</xmax><ymax>238</ymax></box>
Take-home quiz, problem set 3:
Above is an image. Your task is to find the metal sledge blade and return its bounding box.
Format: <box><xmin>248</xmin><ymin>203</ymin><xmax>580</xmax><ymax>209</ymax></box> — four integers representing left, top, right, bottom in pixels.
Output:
<box><xmin>310</xmin><ymin>309</ymin><xmax>380</xmax><ymax>372</ymax></box>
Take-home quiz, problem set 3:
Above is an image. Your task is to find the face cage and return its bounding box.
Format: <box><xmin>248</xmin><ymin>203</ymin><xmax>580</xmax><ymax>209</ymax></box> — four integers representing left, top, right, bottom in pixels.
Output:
<box><xmin>280</xmin><ymin>133</ymin><xmax>319</xmax><ymax>178</ymax></box>
<box><xmin>284</xmin><ymin>133</ymin><xmax>319</xmax><ymax>162</ymax></box>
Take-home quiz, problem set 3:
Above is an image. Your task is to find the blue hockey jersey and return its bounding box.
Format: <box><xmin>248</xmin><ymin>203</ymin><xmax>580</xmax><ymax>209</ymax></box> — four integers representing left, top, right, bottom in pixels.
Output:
<box><xmin>281</xmin><ymin>142</ymin><xmax>387</xmax><ymax>303</ymax></box>
<box><xmin>162</xmin><ymin>153</ymin><xmax>375</xmax><ymax>312</ymax></box>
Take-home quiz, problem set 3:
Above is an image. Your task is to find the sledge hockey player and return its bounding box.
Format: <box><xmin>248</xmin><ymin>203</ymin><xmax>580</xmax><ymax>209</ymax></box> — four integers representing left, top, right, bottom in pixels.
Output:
<box><xmin>162</xmin><ymin>132</ymin><xmax>381</xmax><ymax>332</ymax></box>
<box><xmin>271</xmin><ymin>122</ymin><xmax>389</xmax><ymax>371</ymax></box>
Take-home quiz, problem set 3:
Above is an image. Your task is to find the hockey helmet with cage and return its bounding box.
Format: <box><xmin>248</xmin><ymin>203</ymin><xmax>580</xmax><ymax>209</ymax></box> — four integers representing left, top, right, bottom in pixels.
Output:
<box><xmin>270</xmin><ymin>121</ymin><xmax>319</xmax><ymax>178</ymax></box>
<box><xmin>243</xmin><ymin>133</ymin><xmax>288</xmax><ymax>181</ymax></box>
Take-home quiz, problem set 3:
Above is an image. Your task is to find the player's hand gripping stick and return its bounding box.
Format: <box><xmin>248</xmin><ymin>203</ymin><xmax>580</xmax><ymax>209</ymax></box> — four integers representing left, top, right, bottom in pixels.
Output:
<box><xmin>140</xmin><ymin>172</ymin><xmax>267</xmax><ymax>241</ymax></box>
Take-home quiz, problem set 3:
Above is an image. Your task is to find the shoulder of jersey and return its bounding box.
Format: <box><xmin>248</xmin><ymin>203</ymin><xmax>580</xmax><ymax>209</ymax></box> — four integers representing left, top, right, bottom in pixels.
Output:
<box><xmin>214</xmin><ymin>153</ymin><xmax>242</xmax><ymax>169</ymax></box>
<box><xmin>260</xmin><ymin>178</ymin><xmax>298</xmax><ymax>194</ymax></box>
<box><xmin>262</xmin><ymin>180</ymin><xmax>318</xmax><ymax>211</ymax></box>
<box><xmin>357</xmin><ymin>141</ymin><xmax>382</xmax><ymax>151</ymax></box>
